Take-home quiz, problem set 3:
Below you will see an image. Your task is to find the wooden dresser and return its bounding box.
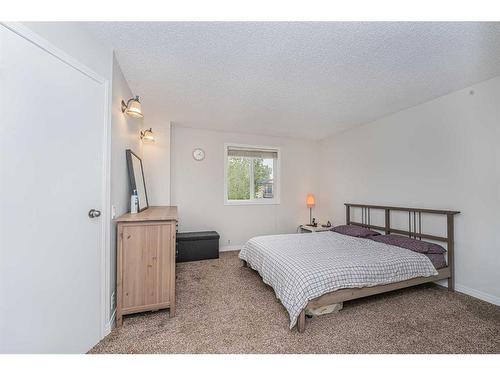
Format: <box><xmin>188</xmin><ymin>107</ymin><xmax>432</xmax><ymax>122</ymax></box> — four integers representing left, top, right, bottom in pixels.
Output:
<box><xmin>115</xmin><ymin>206</ymin><xmax>178</xmax><ymax>327</ymax></box>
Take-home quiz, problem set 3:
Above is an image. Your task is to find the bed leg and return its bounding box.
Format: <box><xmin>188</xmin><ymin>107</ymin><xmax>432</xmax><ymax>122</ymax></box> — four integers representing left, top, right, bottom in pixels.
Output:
<box><xmin>241</xmin><ymin>260</ymin><xmax>247</xmax><ymax>267</ymax></box>
<box><xmin>447</xmin><ymin>213</ymin><xmax>455</xmax><ymax>293</ymax></box>
<box><xmin>297</xmin><ymin>310</ymin><xmax>306</xmax><ymax>333</ymax></box>
<box><xmin>448</xmin><ymin>276</ymin><xmax>455</xmax><ymax>292</ymax></box>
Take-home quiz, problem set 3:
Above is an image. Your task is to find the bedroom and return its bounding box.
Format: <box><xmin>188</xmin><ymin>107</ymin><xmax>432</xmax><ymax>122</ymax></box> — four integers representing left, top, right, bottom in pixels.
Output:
<box><xmin>1</xmin><ymin>0</ymin><xmax>499</xmax><ymax>372</ymax></box>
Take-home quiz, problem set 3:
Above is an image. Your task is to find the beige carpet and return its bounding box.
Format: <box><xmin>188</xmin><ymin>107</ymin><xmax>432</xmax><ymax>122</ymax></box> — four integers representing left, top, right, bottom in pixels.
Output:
<box><xmin>90</xmin><ymin>251</ymin><xmax>500</xmax><ymax>354</ymax></box>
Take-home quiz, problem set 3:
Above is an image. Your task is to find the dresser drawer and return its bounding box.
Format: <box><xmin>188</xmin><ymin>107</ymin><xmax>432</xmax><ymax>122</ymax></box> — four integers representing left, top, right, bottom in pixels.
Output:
<box><xmin>120</xmin><ymin>223</ymin><xmax>173</xmax><ymax>309</ymax></box>
<box><xmin>116</xmin><ymin>211</ymin><xmax>177</xmax><ymax>326</ymax></box>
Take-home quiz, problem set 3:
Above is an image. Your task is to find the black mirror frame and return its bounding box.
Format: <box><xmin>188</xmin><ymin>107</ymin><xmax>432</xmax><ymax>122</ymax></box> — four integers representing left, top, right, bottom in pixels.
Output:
<box><xmin>125</xmin><ymin>149</ymin><xmax>149</xmax><ymax>212</ymax></box>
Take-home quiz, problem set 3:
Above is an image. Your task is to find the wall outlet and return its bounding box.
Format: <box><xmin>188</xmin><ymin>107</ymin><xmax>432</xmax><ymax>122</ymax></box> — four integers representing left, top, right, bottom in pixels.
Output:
<box><xmin>227</xmin><ymin>239</ymin><xmax>231</xmax><ymax>245</ymax></box>
<box><xmin>110</xmin><ymin>292</ymin><xmax>116</xmax><ymax>312</ymax></box>
<box><xmin>111</xmin><ymin>205</ymin><xmax>116</xmax><ymax>220</ymax></box>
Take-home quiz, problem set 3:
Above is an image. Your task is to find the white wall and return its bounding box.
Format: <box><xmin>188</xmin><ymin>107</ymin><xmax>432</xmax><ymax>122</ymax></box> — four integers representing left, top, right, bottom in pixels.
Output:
<box><xmin>171</xmin><ymin>126</ymin><xmax>319</xmax><ymax>248</ymax></box>
<box><xmin>318</xmin><ymin>75</ymin><xmax>500</xmax><ymax>305</ymax></box>
<box><xmin>22</xmin><ymin>22</ymin><xmax>112</xmax><ymax>81</ymax></box>
<box><xmin>142</xmin><ymin>121</ymin><xmax>171</xmax><ymax>206</ymax></box>
<box><xmin>109</xmin><ymin>55</ymin><xmax>143</xmax><ymax>320</ymax></box>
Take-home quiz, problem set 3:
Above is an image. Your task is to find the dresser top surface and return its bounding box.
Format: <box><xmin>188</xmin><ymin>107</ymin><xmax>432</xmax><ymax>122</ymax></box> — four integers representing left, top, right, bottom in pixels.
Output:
<box><xmin>116</xmin><ymin>206</ymin><xmax>178</xmax><ymax>222</ymax></box>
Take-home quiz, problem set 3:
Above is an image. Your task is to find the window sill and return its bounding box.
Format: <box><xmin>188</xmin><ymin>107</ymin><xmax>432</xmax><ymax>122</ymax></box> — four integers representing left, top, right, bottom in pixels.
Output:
<box><xmin>224</xmin><ymin>199</ymin><xmax>280</xmax><ymax>206</ymax></box>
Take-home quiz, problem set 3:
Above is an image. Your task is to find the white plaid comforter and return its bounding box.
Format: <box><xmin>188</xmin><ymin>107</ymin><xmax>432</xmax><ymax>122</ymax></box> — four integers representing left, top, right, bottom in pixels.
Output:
<box><xmin>239</xmin><ymin>231</ymin><xmax>438</xmax><ymax>329</ymax></box>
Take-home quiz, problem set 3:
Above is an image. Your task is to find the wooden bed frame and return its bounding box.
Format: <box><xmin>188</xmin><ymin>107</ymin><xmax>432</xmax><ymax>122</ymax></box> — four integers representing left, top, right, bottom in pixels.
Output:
<box><xmin>244</xmin><ymin>203</ymin><xmax>460</xmax><ymax>333</ymax></box>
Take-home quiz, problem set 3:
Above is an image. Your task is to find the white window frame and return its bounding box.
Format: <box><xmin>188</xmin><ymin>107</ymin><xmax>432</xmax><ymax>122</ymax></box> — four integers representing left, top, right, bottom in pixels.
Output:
<box><xmin>224</xmin><ymin>143</ymin><xmax>281</xmax><ymax>205</ymax></box>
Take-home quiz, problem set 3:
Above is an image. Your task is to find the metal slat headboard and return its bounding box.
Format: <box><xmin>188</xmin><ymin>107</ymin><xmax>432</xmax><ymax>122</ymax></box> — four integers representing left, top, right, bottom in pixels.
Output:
<box><xmin>344</xmin><ymin>203</ymin><xmax>460</xmax><ymax>290</ymax></box>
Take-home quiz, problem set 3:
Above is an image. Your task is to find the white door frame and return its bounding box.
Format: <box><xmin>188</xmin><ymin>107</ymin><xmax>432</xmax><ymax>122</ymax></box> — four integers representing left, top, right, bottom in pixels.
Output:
<box><xmin>1</xmin><ymin>22</ymin><xmax>112</xmax><ymax>339</ymax></box>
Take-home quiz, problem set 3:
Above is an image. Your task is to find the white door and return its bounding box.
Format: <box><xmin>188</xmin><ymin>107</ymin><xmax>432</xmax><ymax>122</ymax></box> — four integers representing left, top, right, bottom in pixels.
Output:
<box><xmin>0</xmin><ymin>25</ymin><xmax>106</xmax><ymax>353</ymax></box>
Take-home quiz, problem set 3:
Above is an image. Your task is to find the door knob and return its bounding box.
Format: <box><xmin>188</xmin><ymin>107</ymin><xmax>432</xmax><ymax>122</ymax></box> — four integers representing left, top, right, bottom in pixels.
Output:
<box><xmin>88</xmin><ymin>209</ymin><xmax>101</xmax><ymax>218</ymax></box>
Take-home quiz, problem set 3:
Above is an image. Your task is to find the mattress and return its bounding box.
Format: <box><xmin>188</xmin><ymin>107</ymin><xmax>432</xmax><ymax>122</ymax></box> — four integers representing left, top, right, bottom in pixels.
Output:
<box><xmin>239</xmin><ymin>231</ymin><xmax>438</xmax><ymax>329</ymax></box>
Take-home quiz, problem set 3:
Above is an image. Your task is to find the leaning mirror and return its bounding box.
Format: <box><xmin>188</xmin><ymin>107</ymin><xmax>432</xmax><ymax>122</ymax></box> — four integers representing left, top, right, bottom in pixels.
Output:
<box><xmin>125</xmin><ymin>149</ymin><xmax>149</xmax><ymax>212</ymax></box>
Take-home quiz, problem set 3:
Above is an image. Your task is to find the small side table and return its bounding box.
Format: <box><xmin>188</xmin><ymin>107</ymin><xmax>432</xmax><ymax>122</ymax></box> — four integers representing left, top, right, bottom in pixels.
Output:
<box><xmin>299</xmin><ymin>225</ymin><xmax>332</xmax><ymax>233</ymax></box>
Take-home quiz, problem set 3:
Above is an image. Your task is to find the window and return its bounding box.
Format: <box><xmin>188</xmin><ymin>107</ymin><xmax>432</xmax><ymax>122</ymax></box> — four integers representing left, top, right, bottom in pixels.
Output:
<box><xmin>224</xmin><ymin>144</ymin><xmax>280</xmax><ymax>205</ymax></box>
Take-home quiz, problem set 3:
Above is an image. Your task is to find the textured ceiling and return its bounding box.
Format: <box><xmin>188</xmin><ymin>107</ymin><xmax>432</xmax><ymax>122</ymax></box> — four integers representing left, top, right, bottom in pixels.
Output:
<box><xmin>83</xmin><ymin>22</ymin><xmax>500</xmax><ymax>140</ymax></box>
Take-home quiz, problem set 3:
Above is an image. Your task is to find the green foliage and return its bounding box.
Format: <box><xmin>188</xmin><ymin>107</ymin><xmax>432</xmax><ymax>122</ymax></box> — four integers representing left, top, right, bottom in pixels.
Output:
<box><xmin>253</xmin><ymin>158</ymin><xmax>273</xmax><ymax>198</ymax></box>
<box><xmin>228</xmin><ymin>157</ymin><xmax>250</xmax><ymax>200</ymax></box>
<box><xmin>227</xmin><ymin>157</ymin><xmax>273</xmax><ymax>200</ymax></box>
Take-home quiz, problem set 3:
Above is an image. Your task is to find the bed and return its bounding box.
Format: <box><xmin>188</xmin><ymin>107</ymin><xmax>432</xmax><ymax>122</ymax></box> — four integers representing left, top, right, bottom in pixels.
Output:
<box><xmin>239</xmin><ymin>203</ymin><xmax>459</xmax><ymax>332</ymax></box>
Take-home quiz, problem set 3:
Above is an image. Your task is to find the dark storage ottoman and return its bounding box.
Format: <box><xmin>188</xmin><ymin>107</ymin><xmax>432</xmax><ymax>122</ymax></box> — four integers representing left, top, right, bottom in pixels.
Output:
<box><xmin>176</xmin><ymin>231</ymin><xmax>220</xmax><ymax>262</ymax></box>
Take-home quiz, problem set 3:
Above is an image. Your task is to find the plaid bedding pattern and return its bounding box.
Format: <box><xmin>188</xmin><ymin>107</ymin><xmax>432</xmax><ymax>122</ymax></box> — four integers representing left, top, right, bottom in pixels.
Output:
<box><xmin>239</xmin><ymin>231</ymin><xmax>438</xmax><ymax>329</ymax></box>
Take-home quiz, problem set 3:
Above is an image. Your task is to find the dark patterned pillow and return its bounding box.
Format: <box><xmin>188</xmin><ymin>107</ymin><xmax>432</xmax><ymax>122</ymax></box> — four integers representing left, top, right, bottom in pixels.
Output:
<box><xmin>332</xmin><ymin>225</ymin><xmax>381</xmax><ymax>238</ymax></box>
<box><xmin>425</xmin><ymin>253</ymin><xmax>447</xmax><ymax>269</ymax></box>
<box><xmin>371</xmin><ymin>234</ymin><xmax>446</xmax><ymax>254</ymax></box>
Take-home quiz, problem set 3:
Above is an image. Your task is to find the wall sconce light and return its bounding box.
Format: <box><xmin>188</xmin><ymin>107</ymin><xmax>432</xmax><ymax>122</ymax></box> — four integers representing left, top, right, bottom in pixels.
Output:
<box><xmin>140</xmin><ymin>128</ymin><xmax>155</xmax><ymax>143</ymax></box>
<box><xmin>121</xmin><ymin>96</ymin><xmax>144</xmax><ymax>118</ymax></box>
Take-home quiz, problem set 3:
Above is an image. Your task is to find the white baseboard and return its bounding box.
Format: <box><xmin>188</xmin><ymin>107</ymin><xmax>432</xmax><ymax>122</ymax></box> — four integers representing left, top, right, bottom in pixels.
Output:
<box><xmin>434</xmin><ymin>280</ymin><xmax>500</xmax><ymax>306</ymax></box>
<box><xmin>455</xmin><ymin>283</ymin><xmax>500</xmax><ymax>306</ymax></box>
<box><xmin>220</xmin><ymin>245</ymin><xmax>243</xmax><ymax>252</ymax></box>
<box><xmin>104</xmin><ymin>308</ymin><xmax>116</xmax><ymax>335</ymax></box>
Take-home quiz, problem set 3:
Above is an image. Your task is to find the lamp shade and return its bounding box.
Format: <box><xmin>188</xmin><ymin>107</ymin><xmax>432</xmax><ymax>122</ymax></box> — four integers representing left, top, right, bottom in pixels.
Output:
<box><xmin>306</xmin><ymin>194</ymin><xmax>315</xmax><ymax>208</ymax></box>
<box><xmin>122</xmin><ymin>96</ymin><xmax>144</xmax><ymax>118</ymax></box>
<box><xmin>140</xmin><ymin>128</ymin><xmax>155</xmax><ymax>143</ymax></box>
<box><xmin>126</xmin><ymin>98</ymin><xmax>143</xmax><ymax>118</ymax></box>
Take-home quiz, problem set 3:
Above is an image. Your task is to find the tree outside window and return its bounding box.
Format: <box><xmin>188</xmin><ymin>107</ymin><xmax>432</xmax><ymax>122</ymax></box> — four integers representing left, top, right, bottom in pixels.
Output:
<box><xmin>225</xmin><ymin>145</ymin><xmax>279</xmax><ymax>204</ymax></box>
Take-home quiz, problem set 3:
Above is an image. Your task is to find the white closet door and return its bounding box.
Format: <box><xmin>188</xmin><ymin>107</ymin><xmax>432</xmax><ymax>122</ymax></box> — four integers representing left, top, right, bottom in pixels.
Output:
<box><xmin>0</xmin><ymin>25</ymin><xmax>106</xmax><ymax>353</ymax></box>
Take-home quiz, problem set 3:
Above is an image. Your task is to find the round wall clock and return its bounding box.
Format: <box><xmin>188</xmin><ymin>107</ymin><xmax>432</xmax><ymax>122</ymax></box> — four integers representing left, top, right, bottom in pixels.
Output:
<box><xmin>192</xmin><ymin>148</ymin><xmax>205</xmax><ymax>161</ymax></box>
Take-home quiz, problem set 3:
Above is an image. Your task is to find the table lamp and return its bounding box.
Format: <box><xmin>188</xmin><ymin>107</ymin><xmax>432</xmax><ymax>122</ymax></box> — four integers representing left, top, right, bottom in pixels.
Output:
<box><xmin>306</xmin><ymin>194</ymin><xmax>315</xmax><ymax>225</ymax></box>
